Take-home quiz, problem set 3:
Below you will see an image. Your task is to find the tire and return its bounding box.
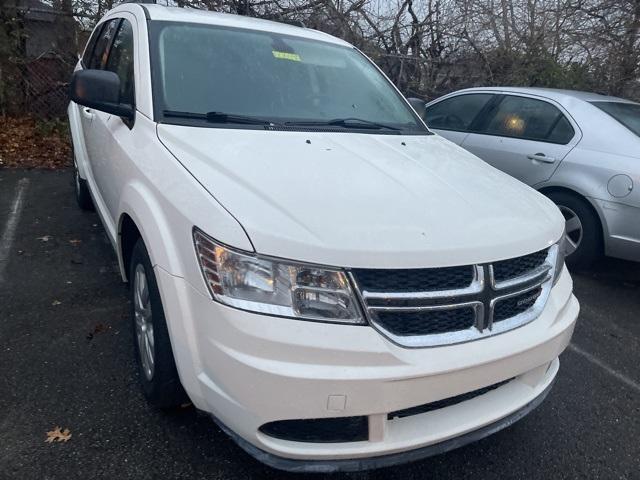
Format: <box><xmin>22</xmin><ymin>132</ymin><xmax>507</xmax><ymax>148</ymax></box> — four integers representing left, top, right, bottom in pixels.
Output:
<box><xmin>546</xmin><ymin>191</ymin><xmax>601</xmax><ymax>269</ymax></box>
<box><xmin>73</xmin><ymin>159</ymin><xmax>94</xmax><ymax>211</ymax></box>
<box><xmin>130</xmin><ymin>238</ymin><xmax>188</xmax><ymax>408</ymax></box>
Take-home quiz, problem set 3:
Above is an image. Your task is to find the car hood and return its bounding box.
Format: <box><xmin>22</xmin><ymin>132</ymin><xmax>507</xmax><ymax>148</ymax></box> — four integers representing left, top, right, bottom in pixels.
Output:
<box><xmin>157</xmin><ymin>125</ymin><xmax>564</xmax><ymax>268</ymax></box>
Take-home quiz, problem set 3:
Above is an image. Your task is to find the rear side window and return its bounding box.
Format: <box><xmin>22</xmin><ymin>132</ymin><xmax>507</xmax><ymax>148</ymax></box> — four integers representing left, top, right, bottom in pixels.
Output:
<box><xmin>424</xmin><ymin>94</ymin><xmax>492</xmax><ymax>131</ymax></box>
<box><xmin>86</xmin><ymin>19</ymin><xmax>120</xmax><ymax>70</ymax></box>
<box><xmin>105</xmin><ymin>20</ymin><xmax>135</xmax><ymax>105</ymax></box>
<box><xmin>483</xmin><ymin>95</ymin><xmax>574</xmax><ymax>144</ymax></box>
<box><xmin>591</xmin><ymin>101</ymin><xmax>640</xmax><ymax>137</ymax></box>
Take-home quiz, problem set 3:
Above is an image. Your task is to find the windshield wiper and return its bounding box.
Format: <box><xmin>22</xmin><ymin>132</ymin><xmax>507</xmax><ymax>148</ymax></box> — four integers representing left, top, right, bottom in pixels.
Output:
<box><xmin>285</xmin><ymin>117</ymin><xmax>402</xmax><ymax>131</ymax></box>
<box><xmin>163</xmin><ymin>110</ymin><xmax>279</xmax><ymax>126</ymax></box>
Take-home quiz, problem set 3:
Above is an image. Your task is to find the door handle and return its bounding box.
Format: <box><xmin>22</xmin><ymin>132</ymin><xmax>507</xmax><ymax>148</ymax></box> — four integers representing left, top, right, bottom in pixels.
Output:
<box><xmin>81</xmin><ymin>107</ymin><xmax>94</xmax><ymax>118</ymax></box>
<box><xmin>527</xmin><ymin>153</ymin><xmax>556</xmax><ymax>164</ymax></box>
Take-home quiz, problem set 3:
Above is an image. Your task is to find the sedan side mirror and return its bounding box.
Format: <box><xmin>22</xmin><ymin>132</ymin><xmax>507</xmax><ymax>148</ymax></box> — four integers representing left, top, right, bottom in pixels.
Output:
<box><xmin>407</xmin><ymin>97</ymin><xmax>427</xmax><ymax>119</ymax></box>
<box><xmin>70</xmin><ymin>69</ymin><xmax>134</xmax><ymax>120</ymax></box>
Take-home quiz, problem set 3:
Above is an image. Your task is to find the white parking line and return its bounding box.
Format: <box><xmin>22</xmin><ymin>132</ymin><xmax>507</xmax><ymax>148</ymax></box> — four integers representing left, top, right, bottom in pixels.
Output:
<box><xmin>0</xmin><ymin>178</ymin><xmax>29</xmax><ymax>284</ymax></box>
<box><xmin>568</xmin><ymin>343</ymin><xmax>640</xmax><ymax>393</ymax></box>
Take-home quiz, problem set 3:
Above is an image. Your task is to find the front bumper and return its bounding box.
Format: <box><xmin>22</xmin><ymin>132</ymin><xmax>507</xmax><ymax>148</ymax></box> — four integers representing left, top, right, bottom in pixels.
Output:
<box><xmin>155</xmin><ymin>265</ymin><xmax>578</xmax><ymax>469</ymax></box>
<box><xmin>213</xmin><ymin>374</ymin><xmax>556</xmax><ymax>473</ymax></box>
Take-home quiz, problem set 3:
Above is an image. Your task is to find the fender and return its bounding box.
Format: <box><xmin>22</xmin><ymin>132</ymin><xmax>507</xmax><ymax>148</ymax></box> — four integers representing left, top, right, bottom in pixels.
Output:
<box><xmin>116</xmin><ymin>181</ymin><xmax>227</xmax><ymax>409</ymax></box>
<box><xmin>117</xmin><ymin>180</ymin><xmax>181</xmax><ymax>281</ymax></box>
<box><xmin>117</xmin><ymin>182</ymin><xmax>204</xmax><ymax>405</ymax></box>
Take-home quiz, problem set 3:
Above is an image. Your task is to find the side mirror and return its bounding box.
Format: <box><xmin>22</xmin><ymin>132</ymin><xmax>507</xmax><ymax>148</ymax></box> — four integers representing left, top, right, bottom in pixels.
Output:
<box><xmin>407</xmin><ymin>97</ymin><xmax>427</xmax><ymax>119</ymax></box>
<box><xmin>69</xmin><ymin>69</ymin><xmax>134</xmax><ymax>119</ymax></box>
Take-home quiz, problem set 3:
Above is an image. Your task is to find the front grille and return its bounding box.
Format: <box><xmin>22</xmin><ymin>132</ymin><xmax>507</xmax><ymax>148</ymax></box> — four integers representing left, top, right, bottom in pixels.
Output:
<box><xmin>493</xmin><ymin>287</ymin><xmax>542</xmax><ymax>322</ymax></box>
<box><xmin>351</xmin><ymin>246</ymin><xmax>557</xmax><ymax>347</ymax></box>
<box><xmin>375</xmin><ymin>307</ymin><xmax>475</xmax><ymax>336</ymax></box>
<box><xmin>351</xmin><ymin>266</ymin><xmax>474</xmax><ymax>293</ymax></box>
<box><xmin>259</xmin><ymin>416</ymin><xmax>368</xmax><ymax>443</ymax></box>
<box><xmin>388</xmin><ymin>379</ymin><xmax>513</xmax><ymax>420</ymax></box>
<box><xmin>492</xmin><ymin>248</ymin><xmax>549</xmax><ymax>283</ymax></box>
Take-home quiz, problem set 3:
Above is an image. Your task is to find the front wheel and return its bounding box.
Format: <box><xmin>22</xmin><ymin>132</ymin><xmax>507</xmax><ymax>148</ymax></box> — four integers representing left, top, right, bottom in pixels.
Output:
<box><xmin>130</xmin><ymin>238</ymin><xmax>188</xmax><ymax>408</ymax></box>
<box><xmin>546</xmin><ymin>191</ymin><xmax>601</xmax><ymax>269</ymax></box>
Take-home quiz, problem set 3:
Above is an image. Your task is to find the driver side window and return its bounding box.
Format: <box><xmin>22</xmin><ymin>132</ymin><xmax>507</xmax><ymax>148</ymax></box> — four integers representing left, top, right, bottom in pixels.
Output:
<box><xmin>86</xmin><ymin>20</ymin><xmax>119</xmax><ymax>70</ymax></box>
<box><xmin>425</xmin><ymin>94</ymin><xmax>492</xmax><ymax>131</ymax></box>
<box><xmin>105</xmin><ymin>19</ymin><xmax>135</xmax><ymax>106</ymax></box>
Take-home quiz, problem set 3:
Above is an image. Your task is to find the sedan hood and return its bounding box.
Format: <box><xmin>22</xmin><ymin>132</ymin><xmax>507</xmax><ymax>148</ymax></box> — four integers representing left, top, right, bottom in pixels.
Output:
<box><xmin>157</xmin><ymin>125</ymin><xmax>563</xmax><ymax>268</ymax></box>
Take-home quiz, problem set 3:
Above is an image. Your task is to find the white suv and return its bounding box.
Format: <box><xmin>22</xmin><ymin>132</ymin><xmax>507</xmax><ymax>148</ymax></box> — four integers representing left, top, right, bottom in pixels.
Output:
<box><xmin>68</xmin><ymin>3</ymin><xmax>579</xmax><ymax>472</ymax></box>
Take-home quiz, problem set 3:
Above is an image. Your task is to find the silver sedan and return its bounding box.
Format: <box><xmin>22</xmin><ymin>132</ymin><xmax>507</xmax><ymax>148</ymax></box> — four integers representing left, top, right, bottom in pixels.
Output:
<box><xmin>417</xmin><ymin>87</ymin><xmax>640</xmax><ymax>267</ymax></box>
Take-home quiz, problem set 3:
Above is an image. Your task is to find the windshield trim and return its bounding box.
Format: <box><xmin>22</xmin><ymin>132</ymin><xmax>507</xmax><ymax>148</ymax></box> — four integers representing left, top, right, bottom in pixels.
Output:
<box><xmin>147</xmin><ymin>20</ymin><xmax>430</xmax><ymax>135</ymax></box>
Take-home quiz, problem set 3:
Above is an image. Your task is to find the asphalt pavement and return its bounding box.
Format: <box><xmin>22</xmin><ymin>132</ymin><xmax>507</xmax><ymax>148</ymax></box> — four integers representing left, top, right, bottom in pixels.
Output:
<box><xmin>1</xmin><ymin>169</ymin><xmax>639</xmax><ymax>480</ymax></box>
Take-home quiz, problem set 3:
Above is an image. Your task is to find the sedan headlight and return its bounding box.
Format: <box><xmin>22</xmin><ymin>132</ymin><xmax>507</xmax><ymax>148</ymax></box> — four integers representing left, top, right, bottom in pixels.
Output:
<box><xmin>552</xmin><ymin>230</ymin><xmax>567</xmax><ymax>286</ymax></box>
<box><xmin>193</xmin><ymin>228</ymin><xmax>364</xmax><ymax>324</ymax></box>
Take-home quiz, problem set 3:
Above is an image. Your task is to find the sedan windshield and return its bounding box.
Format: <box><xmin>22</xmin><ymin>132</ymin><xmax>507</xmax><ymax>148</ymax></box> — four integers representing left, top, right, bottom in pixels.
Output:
<box><xmin>591</xmin><ymin>101</ymin><xmax>640</xmax><ymax>137</ymax></box>
<box><xmin>150</xmin><ymin>22</ymin><xmax>427</xmax><ymax>134</ymax></box>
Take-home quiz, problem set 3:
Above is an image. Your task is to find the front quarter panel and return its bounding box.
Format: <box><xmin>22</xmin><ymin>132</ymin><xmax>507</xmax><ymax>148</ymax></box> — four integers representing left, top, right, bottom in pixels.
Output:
<box><xmin>116</xmin><ymin>115</ymin><xmax>254</xmax><ymax>287</ymax></box>
<box><xmin>114</xmin><ymin>115</ymin><xmax>254</xmax><ymax>406</ymax></box>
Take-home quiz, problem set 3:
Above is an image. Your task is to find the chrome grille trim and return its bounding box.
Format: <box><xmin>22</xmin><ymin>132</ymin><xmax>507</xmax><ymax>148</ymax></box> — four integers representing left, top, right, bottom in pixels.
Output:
<box><xmin>368</xmin><ymin>301</ymin><xmax>483</xmax><ymax>312</ymax></box>
<box><xmin>489</xmin><ymin>263</ymin><xmax>551</xmax><ymax>291</ymax></box>
<box><xmin>350</xmin><ymin>245</ymin><xmax>558</xmax><ymax>348</ymax></box>
<box><xmin>360</xmin><ymin>266</ymin><xmax>484</xmax><ymax>301</ymax></box>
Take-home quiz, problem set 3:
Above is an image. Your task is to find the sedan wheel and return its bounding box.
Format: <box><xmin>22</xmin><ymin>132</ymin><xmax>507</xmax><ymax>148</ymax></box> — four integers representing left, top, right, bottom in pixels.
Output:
<box><xmin>558</xmin><ymin>205</ymin><xmax>583</xmax><ymax>256</ymax></box>
<box><xmin>546</xmin><ymin>191</ymin><xmax>601</xmax><ymax>269</ymax></box>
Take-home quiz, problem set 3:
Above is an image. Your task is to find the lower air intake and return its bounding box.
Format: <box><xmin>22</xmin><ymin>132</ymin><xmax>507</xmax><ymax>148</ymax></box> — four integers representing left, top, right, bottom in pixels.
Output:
<box><xmin>259</xmin><ymin>416</ymin><xmax>369</xmax><ymax>443</ymax></box>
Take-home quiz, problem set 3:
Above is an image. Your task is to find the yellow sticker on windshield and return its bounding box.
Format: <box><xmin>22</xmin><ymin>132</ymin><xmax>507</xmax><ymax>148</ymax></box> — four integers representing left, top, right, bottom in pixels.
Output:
<box><xmin>272</xmin><ymin>51</ymin><xmax>301</xmax><ymax>62</ymax></box>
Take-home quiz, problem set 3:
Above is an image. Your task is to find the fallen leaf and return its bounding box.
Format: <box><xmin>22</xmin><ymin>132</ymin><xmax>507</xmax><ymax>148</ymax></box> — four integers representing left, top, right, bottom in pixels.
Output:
<box><xmin>0</xmin><ymin>116</ymin><xmax>71</xmax><ymax>170</ymax></box>
<box><xmin>37</xmin><ymin>235</ymin><xmax>52</xmax><ymax>242</ymax></box>
<box><xmin>45</xmin><ymin>426</ymin><xmax>72</xmax><ymax>443</ymax></box>
<box><xmin>69</xmin><ymin>239</ymin><xmax>82</xmax><ymax>246</ymax></box>
<box><xmin>86</xmin><ymin>323</ymin><xmax>110</xmax><ymax>340</ymax></box>
<box><xmin>51</xmin><ymin>300</ymin><xmax>61</xmax><ymax>306</ymax></box>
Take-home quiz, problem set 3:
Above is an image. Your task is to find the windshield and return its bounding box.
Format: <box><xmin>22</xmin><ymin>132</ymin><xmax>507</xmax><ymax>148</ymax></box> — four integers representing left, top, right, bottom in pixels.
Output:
<box><xmin>591</xmin><ymin>101</ymin><xmax>640</xmax><ymax>137</ymax></box>
<box><xmin>150</xmin><ymin>22</ymin><xmax>427</xmax><ymax>134</ymax></box>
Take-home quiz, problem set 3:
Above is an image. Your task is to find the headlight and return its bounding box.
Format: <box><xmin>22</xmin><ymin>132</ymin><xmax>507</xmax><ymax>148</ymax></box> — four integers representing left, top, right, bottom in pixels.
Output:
<box><xmin>552</xmin><ymin>230</ymin><xmax>567</xmax><ymax>286</ymax></box>
<box><xmin>193</xmin><ymin>228</ymin><xmax>364</xmax><ymax>324</ymax></box>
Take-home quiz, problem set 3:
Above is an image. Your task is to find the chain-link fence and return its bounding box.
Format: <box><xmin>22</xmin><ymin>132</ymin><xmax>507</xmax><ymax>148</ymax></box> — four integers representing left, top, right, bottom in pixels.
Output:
<box><xmin>0</xmin><ymin>3</ymin><xmax>80</xmax><ymax>119</ymax></box>
<box><xmin>5</xmin><ymin>51</ymin><xmax>76</xmax><ymax>117</ymax></box>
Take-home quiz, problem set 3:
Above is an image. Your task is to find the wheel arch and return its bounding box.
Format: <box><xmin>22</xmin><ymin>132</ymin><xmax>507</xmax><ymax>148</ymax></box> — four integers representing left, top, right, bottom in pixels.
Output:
<box><xmin>537</xmin><ymin>185</ymin><xmax>608</xmax><ymax>246</ymax></box>
<box><xmin>117</xmin><ymin>183</ymin><xmax>182</xmax><ymax>282</ymax></box>
<box><xmin>118</xmin><ymin>213</ymin><xmax>141</xmax><ymax>282</ymax></box>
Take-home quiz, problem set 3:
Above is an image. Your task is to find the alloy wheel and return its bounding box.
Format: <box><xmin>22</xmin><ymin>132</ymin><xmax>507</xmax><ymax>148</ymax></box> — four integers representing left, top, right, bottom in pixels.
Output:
<box><xmin>558</xmin><ymin>205</ymin><xmax>583</xmax><ymax>255</ymax></box>
<box><xmin>134</xmin><ymin>264</ymin><xmax>155</xmax><ymax>381</ymax></box>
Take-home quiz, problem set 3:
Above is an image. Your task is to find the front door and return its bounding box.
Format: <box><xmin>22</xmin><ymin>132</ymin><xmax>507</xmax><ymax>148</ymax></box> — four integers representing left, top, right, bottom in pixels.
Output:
<box><xmin>89</xmin><ymin>17</ymin><xmax>137</xmax><ymax>225</ymax></box>
<box><xmin>78</xmin><ymin>19</ymin><xmax>121</xmax><ymax>187</ymax></box>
